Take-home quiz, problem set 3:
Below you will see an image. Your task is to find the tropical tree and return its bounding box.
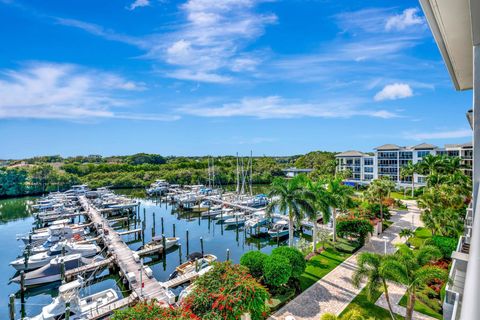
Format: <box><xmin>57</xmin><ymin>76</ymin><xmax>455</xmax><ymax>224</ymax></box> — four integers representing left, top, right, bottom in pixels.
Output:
<box><xmin>400</xmin><ymin>161</ymin><xmax>417</xmax><ymax>197</ymax></box>
<box><xmin>381</xmin><ymin>245</ymin><xmax>448</xmax><ymax>320</ymax></box>
<box><xmin>320</xmin><ymin>310</ymin><xmax>373</xmax><ymax>320</ymax></box>
<box><xmin>317</xmin><ymin>226</ymin><xmax>331</xmax><ymax>250</ymax></box>
<box><xmin>305</xmin><ymin>178</ymin><xmax>332</xmax><ymax>252</ymax></box>
<box><xmin>365</xmin><ymin>177</ymin><xmax>395</xmax><ymax>224</ymax></box>
<box><xmin>352</xmin><ymin>252</ymin><xmax>396</xmax><ymax>320</ymax></box>
<box><xmin>399</xmin><ymin>228</ymin><xmax>414</xmax><ymax>240</ymax></box>
<box><xmin>417</xmin><ymin>154</ymin><xmax>444</xmax><ymax>176</ymax></box>
<box><xmin>324</xmin><ymin>178</ymin><xmax>354</xmax><ymax>242</ymax></box>
<box><xmin>267</xmin><ymin>176</ymin><xmax>316</xmax><ymax>246</ymax></box>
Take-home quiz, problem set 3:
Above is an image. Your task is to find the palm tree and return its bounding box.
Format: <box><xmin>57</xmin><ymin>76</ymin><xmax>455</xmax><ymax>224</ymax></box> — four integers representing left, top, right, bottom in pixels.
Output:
<box><xmin>381</xmin><ymin>245</ymin><xmax>448</xmax><ymax>320</ymax></box>
<box><xmin>417</xmin><ymin>154</ymin><xmax>443</xmax><ymax>176</ymax></box>
<box><xmin>266</xmin><ymin>176</ymin><xmax>316</xmax><ymax>247</ymax></box>
<box><xmin>365</xmin><ymin>177</ymin><xmax>395</xmax><ymax>224</ymax></box>
<box><xmin>324</xmin><ymin>178</ymin><xmax>354</xmax><ymax>243</ymax></box>
<box><xmin>305</xmin><ymin>179</ymin><xmax>331</xmax><ymax>252</ymax></box>
<box><xmin>400</xmin><ymin>161</ymin><xmax>417</xmax><ymax>197</ymax></box>
<box><xmin>320</xmin><ymin>310</ymin><xmax>372</xmax><ymax>320</ymax></box>
<box><xmin>399</xmin><ymin>228</ymin><xmax>414</xmax><ymax>240</ymax></box>
<box><xmin>352</xmin><ymin>252</ymin><xmax>396</xmax><ymax>320</ymax></box>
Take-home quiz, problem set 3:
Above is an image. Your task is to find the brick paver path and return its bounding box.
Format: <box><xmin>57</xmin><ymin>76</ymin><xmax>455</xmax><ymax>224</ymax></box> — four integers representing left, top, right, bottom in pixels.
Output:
<box><xmin>375</xmin><ymin>281</ymin><xmax>437</xmax><ymax>320</ymax></box>
<box><xmin>270</xmin><ymin>200</ymin><xmax>422</xmax><ymax>320</ymax></box>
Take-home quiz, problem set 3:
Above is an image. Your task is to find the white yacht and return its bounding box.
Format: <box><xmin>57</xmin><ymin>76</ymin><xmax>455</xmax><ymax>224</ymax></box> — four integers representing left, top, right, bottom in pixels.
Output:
<box><xmin>18</xmin><ymin>225</ymin><xmax>86</xmax><ymax>245</ymax></box>
<box><xmin>267</xmin><ymin>220</ymin><xmax>290</xmax><ymax>239</ymax></box>
<box><xmin>138</xmin><ymin>236</ymin><xmax>180</xmax><ymax>251</ymax></box>
<box><xmin>26</xmin><ymin>278</ymin><xmax>119</xmax><ymax>320</ymax></box>
<box><xmin>10</xmin><ymin>241</ymin><xmax>100</xmax><ymax>271</ymax></box>
<box><xmin>11</xmin><ymin>254</ymin><xmax>102</xmax><ymax>286</ymax></box>
<box><xmin>224</xmin><ymin>214</ymin><xmax>247</xmax><ymax>226</ymax></box>
<box><xmin>245</xmin><ymin>211</ymin><xmax>269</xmax><ymax>229</ymax></box>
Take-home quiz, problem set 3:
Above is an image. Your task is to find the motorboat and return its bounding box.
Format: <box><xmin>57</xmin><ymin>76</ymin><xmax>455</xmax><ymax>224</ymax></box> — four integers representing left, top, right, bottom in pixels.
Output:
<box><xmin>224</xmin><ymin>214</ymin><xmax>247</xmax><ymax>226</ymax></box>
<box><xmin>26</xmin><ymin>278</ymin><xmax>119</xmax><ymax>320</ymax></box>
<box><xmin>11</xmin><ymin>254</ymin><xmax>103</xmax><ymax>286</ymax></box>
<box><xmin>10</xmin><ymin>241</ymin><xmax>100</xmax><ymax>271</ymax></box>
<box><xmin>138</xmin><ymin>236</ymin><xmax>180</xmax><ymax>251</ymax></box>
<box><xmin>200</xmin><ymin>205</ymin><xmax>222</xmax><ymax>218</ymax></box>
<box><xmin>267</xmin><ymin>220</ymin><xmax>290</xmax><ymax>239</ymax></box>
<box><xmin>18</xmin><ymin>225</ymin><xmax>86</xmax><ymax>245</ymax></box>
<box><xmin>214</xmin><ymin>208</ymin><xmax>235</xmax><ymax>220</ymax></box>
<box><xmin>245</xmin><ymin>211</ymin><xmax>269</xmax><ymax>229</ymax></box>
<box><xmin>146</xmin><ymin>179</ymin><xmax>169</xmax><ymax>195</ymax></box>
<box><xmin>169</xmin><ymin>253</ymin><xmax>217</xmax><ymax>280</ymax></box>
<box><xmin>29</xmin><ymin>233</ymin><xmax>84</xmax><ymax>254</ymax></box>
<box><xmin>177</xmin><ymin>265</ymin><xmax>213</xmax><ymax>302</ymax></box>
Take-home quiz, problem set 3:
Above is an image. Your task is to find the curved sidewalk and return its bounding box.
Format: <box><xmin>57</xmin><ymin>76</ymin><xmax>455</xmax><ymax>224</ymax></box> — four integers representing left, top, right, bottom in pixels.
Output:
<box><xmin>270</xmin><ymin>201</ymin><xmax>422</xmax><ymax>320</ymax></box>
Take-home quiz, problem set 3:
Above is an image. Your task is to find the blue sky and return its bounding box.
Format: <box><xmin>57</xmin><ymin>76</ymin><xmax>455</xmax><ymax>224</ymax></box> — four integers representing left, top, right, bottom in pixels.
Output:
<box><xmin>0</xmin><ymin>0</ymin><xmax>473</xmax><ymax>158</ymax></box>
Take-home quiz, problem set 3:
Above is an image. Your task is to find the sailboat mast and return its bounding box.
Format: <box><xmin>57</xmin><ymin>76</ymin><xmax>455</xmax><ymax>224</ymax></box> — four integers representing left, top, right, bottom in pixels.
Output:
<box><xmin>236</xmin><ymin>153</ymin><xmax>240</xmax><ymax>195</ymax></box>
<box><xmin>250</xmin><ymin>150</ymin><xmax>253</xmax><ymax>196</ymax></box>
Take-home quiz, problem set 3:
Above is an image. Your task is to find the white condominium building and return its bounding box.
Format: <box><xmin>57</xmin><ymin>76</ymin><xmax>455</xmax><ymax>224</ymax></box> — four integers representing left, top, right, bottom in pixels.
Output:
<box><xmin>335</xmin><ymin>142</ymin><xmax>472</xmax><ymax>187</ymax></box>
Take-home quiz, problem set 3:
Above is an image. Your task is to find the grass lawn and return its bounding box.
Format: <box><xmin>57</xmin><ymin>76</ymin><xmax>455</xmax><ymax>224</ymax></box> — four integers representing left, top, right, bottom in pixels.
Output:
<box><xmin>408</xmin><ymin>227</ymin><xmax>432</xmax><ymax>248</ymax></box>
<box><xmin>390</xmin><ymin>191</ymin><xmax>416</xmax><ymax>200</ymax></box>
<box><xmin>300</xmin><ymin>242</ymin><xmax>352</xmax><ymax>291</ymax></box>
<box><xmin>398</xmin><ymin>295</ymin><xmax>442</xmax><ymax>320</ymax></box>
<box><xmin>340</xmin><ymin>287</ymin><xmax>404</xmax><ymax>320</ymax></box>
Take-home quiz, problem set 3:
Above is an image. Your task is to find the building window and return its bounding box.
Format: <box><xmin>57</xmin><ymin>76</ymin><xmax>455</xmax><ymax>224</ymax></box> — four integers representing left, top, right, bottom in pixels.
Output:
<box><xmin>417</xmin><ymin>151</ymin><xmax>430</xmax><ymax>158</ymax></box>
<box><xmin>364</xmin><ymin>167</ymin><xmax>373</xmax><ymax>173</ymax></box>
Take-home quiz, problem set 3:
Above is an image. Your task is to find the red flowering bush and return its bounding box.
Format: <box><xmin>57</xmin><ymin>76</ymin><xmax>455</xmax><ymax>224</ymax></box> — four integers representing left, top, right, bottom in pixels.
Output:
<box><xmin>183</xmin><ymin>261</ymin><xmax>270</xmax><ymax>320</ymax></box>
<box><xmin>112</xmin><ymin>300</ymin><xmax>198</xmax><ymax>320</ymax></box>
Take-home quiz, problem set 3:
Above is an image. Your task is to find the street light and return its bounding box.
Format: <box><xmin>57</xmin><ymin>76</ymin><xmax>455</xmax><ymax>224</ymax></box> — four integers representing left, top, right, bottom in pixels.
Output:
<box><xmin>382</xmin><ymin>236</ymin><xmax>389</xmax><ymax>255</ymax></box>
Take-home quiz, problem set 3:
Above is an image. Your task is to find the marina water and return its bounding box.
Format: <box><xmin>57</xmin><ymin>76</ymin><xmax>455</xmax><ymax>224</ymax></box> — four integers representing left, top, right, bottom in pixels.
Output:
<box><xmin>1</xmin><ymin>187</ymin><xmax>307</xmax><ymax>319</ymax></box>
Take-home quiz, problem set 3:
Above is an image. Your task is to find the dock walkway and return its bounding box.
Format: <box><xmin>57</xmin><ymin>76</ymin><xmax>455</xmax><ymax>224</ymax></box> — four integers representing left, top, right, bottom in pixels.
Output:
<box><xmin>79</xmin><ymin>196</ymin><xmax>169</xmax><ymax>302</ymax></box>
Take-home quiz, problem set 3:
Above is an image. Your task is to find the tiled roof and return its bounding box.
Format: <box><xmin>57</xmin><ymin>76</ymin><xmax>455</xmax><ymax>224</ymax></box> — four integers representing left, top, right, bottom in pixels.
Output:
<box><xmin>412</xmin><ymin>143</ymin><xmax>437</xmax><ymax>150</ymax></box>
<box><xmin>374</xmin><ymin>144</ymin><xmax>401</xmax><ymax>150</ymax></box>
<box><xmin>335</xmin><ymin>150</ymin><xmax>367</xmax><ymax>157</ymax></box>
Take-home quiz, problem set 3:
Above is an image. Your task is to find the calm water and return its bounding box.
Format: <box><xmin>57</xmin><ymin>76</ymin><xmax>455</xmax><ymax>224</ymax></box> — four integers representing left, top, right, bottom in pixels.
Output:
<box><xmin>0</xmin><ymin>187</ymin><xmax>308</xmax><ymax>319</ymax></box>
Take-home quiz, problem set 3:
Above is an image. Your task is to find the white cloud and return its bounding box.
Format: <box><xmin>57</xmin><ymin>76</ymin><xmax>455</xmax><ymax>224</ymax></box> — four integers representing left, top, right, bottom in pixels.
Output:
<box><xmin>0</xmin><ymin>62</ymin><xmax>176</xmax><ymax>121</ymax></box>
<box><xmin>405</xmin><ymin>129</ymin><xmax>472</xmax><ymax>140</ymax></box>
<box><xmin>127</xmin><ymin>0</ymin><xmax>150</xmax><ymax>10</ymax></box>
<box><xmin>385</xmin><ymin>8</ymin><xmax>424</xmax><ymax>31</ymax></box>
<box><xmin>374</xmin><ymin>83</ymin><xmax>413</xmax><ymax>101</ymax></box>
<box><xmin>178</xmin><ymin>96</ymin><xmax>399</xmax><ymax>119</ymax></box>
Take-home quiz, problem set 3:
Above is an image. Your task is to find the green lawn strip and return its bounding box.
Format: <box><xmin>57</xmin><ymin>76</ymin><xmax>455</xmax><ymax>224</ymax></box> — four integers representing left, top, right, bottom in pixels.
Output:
<box><xmin>408</xmin><ymin>227</ymin><xmax>433</xmax><ymax>248</ymax></box>
<box><xmin>398</xmin><ymin>294</ymin><xmax>442</xmax><ymax>320</ymax></box>
<box><xmin>300</xmin><ymin>242</ymin><xmax>352</xmax><ymax>291</ymax></box>
<box><xmin>267</xmin><ymin>287</ymin><xmax>297</xmax><ymax>312</ymax></box>
<box><xmin>340</xmin><ymin>287</ymin><xmax>404</xmax><ymax>320</ymax></box>
<box><xmin>390</xmin><ymin>192</ymin><xmax>416</xmax><ymax>200</ymax></box>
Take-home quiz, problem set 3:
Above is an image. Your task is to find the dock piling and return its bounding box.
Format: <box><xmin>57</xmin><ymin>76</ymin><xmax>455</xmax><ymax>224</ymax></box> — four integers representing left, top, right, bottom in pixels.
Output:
<box><xmin>200</xmin><ymin>237</ymin><xmax>204</xmax><ymax>256</ymax></box>
<box><xmin>173</xmin><ymin>223</ymin><xmax>176</xmax><ymax>237</ymax></box>
<box><xmin>186</xmin><ymin>230</ymin><xmax>190</xmax><ymax>256</ymax></box>
<box><xmin>9</xmin><ymin>294</ymin><xmax>14</xmax><ymax>320</ymax></box>
<box><xmin>161</xmin><ymin>217</ymin><xmax>164</xmax><ymax>235</ymax></box>
<box><xmin>152</xmin><ymin>211</ymin><xmax>156</xmax><ymax>237</ymax></box>
<box><xmin>178</xmin><ymin>244</ymin><xmax>182</xmax><ymax>264</ymax></box>
<box><xmin>65</xmin><ymin>302</ymin><xmax>70</xmax><ymax>320</ymax></box>
<box><xmin>226</xmin><ymin>249</ymin><xmax>230</xmax><ymax>261</ymax></box>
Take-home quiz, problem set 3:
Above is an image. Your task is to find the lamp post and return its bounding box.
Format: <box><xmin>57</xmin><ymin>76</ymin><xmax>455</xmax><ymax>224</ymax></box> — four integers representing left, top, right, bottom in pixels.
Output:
<box><xmin>139</xmin><ymin>258</ymin><xmax>143</xmax><ymax>298</ymax></box>
<box><xmin>382</xmin><ymin>236</ymin><xmax>389</xmax><ymax>255</ymax></box>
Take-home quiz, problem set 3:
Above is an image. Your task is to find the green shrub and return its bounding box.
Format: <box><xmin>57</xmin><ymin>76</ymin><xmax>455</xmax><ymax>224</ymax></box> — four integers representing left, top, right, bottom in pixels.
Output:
<box><xmin>271</xmin><ymin>246</ymin><xmax>306</xmax><ymax>279</ymax></box>
<box><xmin>336</xmin><ymin>218</ymin><xmax>374</xmax><ymax>245</ymax></box>
<box><xmin>430</xmin><ymin>236</ymin><xmax>458</xmax><ymax>258</ymax></box>
<box><xmin>240</xmin><ymin>251</ymin><xmax>267</xmax><ymax>279</ymax></box>
<box><xmin>263</xmin><ymin>255</ymin><xmax>292</xmax><ymax>287</ymax></box>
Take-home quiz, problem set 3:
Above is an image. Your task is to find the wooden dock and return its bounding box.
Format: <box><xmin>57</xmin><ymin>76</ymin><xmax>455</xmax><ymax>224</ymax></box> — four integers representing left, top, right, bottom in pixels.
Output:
<box><xmin>65</xmin><ymin>256</ymin><xmax>115</xmax><ymax>281</ymax></box>
<box><xmin>118</xmin><ymin>228</ymin><xmax>142</xmax><ymax>236</ymax></box>
<box><xmin>78</xmin><ymin>196</ymin><xmax>170</xmax><ymax>302</ymax></box>
<box><xmin>207</xmin><ymin>197</ymin><xmax>264</xmax><ymax>212</ymax></box>
<box><xmin>86</xmin><ymin>292</ymin><xmax>138</xmax><ymax>320</ymax></box>
<box><xmin>160</xmin><ymin>271</ymin><xmax>200</xmax><ymax>288</ymax></box>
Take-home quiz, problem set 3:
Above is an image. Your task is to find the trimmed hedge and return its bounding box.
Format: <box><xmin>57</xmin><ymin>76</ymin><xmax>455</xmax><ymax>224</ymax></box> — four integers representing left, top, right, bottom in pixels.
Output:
<box><xmin>240</xmin><ymin>251</ymin><xmax>268</xmax><ymax>279</ymax></box>
<box><xmin>271</xmin><ymin>246</ymin><xmax>306</xmax><ymax>280</ymax></box>
<box><xmin>263</xmin><ymin>255</ymin><xmax>292</xmax><ymax>287</ymax></box>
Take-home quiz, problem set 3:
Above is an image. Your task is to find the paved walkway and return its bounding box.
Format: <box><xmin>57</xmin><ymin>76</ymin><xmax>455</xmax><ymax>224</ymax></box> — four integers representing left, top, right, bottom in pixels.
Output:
<box><xmin>270</xmin><ymin>200</ymin><xmax>422</xmax><ymax>320</ymax></box>
<box><xmin>375</xmin><ymin>281</ymin><xmax>437</xmax><ymax>320</ymax></box>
